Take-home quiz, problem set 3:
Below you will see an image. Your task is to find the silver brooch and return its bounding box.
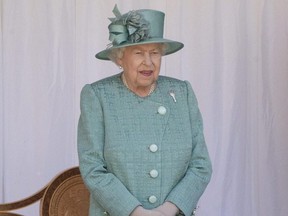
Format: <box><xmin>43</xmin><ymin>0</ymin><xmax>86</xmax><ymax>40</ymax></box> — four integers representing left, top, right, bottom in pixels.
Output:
<box><xmin>169</xmin><ymin>90</ymin><xmax>177</xmax><ymax>103</ymax></box>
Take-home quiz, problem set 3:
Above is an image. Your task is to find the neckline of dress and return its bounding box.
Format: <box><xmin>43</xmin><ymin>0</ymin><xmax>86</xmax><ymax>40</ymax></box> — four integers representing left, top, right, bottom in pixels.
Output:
<box><xmin>121</xmin><ymin>73</ymin><xmax>157</xmax><ymax>97</ymax></box>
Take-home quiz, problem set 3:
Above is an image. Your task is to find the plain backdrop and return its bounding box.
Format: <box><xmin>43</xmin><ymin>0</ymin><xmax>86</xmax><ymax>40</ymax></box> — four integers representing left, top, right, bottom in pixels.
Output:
<box><xmin>1</xmin><ymin>0</ymin><xmax>288</xmax><ymax>215</ymax></box>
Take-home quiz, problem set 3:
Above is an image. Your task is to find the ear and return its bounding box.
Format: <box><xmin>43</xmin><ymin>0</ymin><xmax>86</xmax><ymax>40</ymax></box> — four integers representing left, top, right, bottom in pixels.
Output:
<box><xmin>116</xmin><ymin>58</ymin><xmax>122</xmax><ymax>67</ymax></box>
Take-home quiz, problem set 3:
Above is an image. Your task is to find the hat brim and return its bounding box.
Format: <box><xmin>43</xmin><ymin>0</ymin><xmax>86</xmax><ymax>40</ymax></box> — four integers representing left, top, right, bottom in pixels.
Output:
<box><xmin>95</xmin><ymin>38</ymin><xmax>184</xmax><ymax>60</ymax></box>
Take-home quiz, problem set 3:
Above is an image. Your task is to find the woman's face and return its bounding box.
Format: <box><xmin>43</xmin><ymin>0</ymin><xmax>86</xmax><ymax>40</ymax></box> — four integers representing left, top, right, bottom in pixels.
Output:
<box><xmin>117</xmin><ymin>43</ymin><xmax>162</xmax><ymax>92</ymax></box>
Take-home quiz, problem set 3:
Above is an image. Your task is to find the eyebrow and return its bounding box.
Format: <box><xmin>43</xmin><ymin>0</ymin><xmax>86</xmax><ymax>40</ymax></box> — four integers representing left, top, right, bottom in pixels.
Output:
<box><xmin>132</xmin><ymin>47</ymin><xmax>161</xmax><ymax>52</ymax></box>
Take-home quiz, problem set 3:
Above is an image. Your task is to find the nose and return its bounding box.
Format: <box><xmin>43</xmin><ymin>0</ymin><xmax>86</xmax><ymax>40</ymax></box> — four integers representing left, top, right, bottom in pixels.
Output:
<box><xmin>143</xmin><ymin>53</ymin><xmax>152</xmax><ymax>66</ymax></box>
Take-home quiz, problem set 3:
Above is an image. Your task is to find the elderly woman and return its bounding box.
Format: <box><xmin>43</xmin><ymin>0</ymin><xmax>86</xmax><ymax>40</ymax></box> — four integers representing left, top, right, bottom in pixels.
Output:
<box><xmin>77</xmin><ymin>5</ymin><xmax>212</xmax><ymax>216</ymax></box>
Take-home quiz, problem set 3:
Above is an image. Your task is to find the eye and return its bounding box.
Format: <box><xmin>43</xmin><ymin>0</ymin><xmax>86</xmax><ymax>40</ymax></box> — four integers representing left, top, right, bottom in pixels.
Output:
<box><xmin>151</xmin><ymin>50</ymin><xmax>160</xmax><ymax>55</ymax></box>
<box><xmin>134</xmin><ymin>50</ymin><xmax>142</xmax><ymax>55</ymax></box>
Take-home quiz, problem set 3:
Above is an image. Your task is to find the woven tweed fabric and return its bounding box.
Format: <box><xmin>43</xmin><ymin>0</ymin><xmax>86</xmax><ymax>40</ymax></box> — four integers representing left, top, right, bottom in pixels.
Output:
<box><xmin>77</xmin><ymin>73</ymin><xmax>212</xmax><ymax>216</ymax></box>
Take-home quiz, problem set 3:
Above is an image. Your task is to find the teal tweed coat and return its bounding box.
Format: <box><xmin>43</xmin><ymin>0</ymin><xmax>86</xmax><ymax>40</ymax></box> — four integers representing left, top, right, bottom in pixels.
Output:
<box><xmin>77</xmin><ymin>73</ymin><xmax>212</xmax><ymax>216</ymax></box>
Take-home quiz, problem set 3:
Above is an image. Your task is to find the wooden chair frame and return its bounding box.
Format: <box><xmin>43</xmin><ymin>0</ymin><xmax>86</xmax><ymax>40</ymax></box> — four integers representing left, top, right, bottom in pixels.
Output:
<box><xmin>0</xmin><ymin>167</ymin><xmax>89</xmax><ymax>216</ymax></box>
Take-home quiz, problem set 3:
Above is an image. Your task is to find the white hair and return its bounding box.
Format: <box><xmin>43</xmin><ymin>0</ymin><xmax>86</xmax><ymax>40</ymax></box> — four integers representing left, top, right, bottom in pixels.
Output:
<box><xmin>108</xmin><ymin>43</ymin><xmax>167</xmax><ymax>65</ymax></box>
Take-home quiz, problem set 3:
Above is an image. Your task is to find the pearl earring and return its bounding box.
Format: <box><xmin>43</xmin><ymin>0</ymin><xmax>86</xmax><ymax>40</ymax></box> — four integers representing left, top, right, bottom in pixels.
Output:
<box><xmin>119</xmin><ymin>65</ymin><xmax>122</xmax><ymax>70</ymax></box>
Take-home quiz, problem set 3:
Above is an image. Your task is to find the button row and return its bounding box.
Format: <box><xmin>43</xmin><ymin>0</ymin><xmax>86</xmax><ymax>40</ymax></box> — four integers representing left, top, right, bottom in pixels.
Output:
<box><xmin>148</xmin><ymin>141</ymin><xmax>160</xmax><ymax>204</ymax></box>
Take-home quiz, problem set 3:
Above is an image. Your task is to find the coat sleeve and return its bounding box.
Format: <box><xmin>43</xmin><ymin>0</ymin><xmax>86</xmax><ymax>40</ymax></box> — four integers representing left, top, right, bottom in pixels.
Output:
<box><xmin>165</xmin><ymin>81</ymin><xmax>212</xmax><ymax>216</ymax></box>
<box><xmin>77</xmin><ymin>84</ymin><xmax>141</xmax><ymax>216</ymax></box>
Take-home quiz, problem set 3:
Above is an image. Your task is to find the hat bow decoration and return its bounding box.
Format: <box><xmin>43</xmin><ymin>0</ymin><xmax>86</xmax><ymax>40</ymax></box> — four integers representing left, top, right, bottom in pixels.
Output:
<box><xmin>108</xmin><ymin>5</ymin><xmax>150</xmax><ymax>46</ymax></box>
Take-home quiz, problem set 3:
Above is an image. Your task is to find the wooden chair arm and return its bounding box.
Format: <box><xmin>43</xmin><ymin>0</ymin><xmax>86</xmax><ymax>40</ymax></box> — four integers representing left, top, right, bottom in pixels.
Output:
<box><xmin>0</xmin><ymin>186</ymin><xmax>47</xmax><ymax>215</ymax></box>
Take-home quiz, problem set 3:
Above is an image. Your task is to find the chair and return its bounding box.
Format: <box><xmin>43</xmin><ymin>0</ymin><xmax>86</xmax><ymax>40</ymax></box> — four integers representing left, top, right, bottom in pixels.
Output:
<box><xmin>0</xmin><ymin>167</ymin><xmax>90</xmax><ymax>216</ymax></box>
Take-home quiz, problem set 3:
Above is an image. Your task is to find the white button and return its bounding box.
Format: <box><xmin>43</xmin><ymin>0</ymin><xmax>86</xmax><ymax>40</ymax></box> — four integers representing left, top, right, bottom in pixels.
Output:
<box><xmin>149</xmin><ymin>144</ymin><xmax>158</xmax><ymax>152</ymax></box>
<box><xmin>148</xmin><ymin>195</ymin><xmax>157</xmax><ymax>203</ymax></box>
<box><xmin>150</xmin><ymin>169</ymin><xmax>159</xmax><ymax>178</ymax></box>
<box><xmin>157</xmin><ymin>106</ymin><xmax>167</xmax><ymax>115</ymax></box>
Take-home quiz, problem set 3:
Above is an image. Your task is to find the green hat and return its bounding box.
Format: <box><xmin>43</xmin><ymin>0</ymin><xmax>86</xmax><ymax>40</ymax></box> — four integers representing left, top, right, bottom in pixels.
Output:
<box><xmin>95</xmin><ymin>5</ymin><xmax>184</xmax><ymax>60</ymax></box>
